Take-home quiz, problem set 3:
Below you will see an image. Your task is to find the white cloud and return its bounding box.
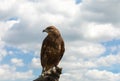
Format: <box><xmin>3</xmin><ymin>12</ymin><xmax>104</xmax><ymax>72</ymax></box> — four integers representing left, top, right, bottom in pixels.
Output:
<box><xmin>0</xmin><ymin>38</ymin><xmax>7</xmax><ymax>62</ymax></box>
<box><xmin>81</xmin><ymin>23</ymin><xmax>120</xmax><ymax>41</ymax></box>
<box><xmin>60</xmin><ymin>51</ymin><xmax>120</xmax><ymax>74</ymax></box>
<box><xmin>0</xmin><ymin>49</ymin><xmax>7</xmax><ymax>61</ymax></box>
<box><xmin>65</xmin><ymin>41</ymin><xmax>105</xmax><ymax>59</ymax></box>
<box><xmin>95</xmin><ymin>53</ymin><xmax>120</xmax><ymax>67</ymax></box>
<box><xmin>0</xmin><ymin>20</ymin><xmax>18</xmax><ymax>44</ymax></box>
<box><xmin>0</xmin><ymin>64</ymin><xmax>34</xmax><ymax>81</ymax></box>
<box><xmin>60</xmin><ymin>69</ymin><xmax>120</xmax><ymax>81</ymax></box>
<box><xmin>79</xmin><ymin>0</ymin><xmax>120</xmax><ymax>25</ymax></box>
<box><xmin>0</xmin><ymin>20</ymin><xmax>19</xmax><ymax>61</ymax></box>
<box><xmin>85</xmin><ymin>69</ymin><xmax>120</xmax><ymax>81</ymax></box>
<box><xmin>31</xmin><ymin>57</ymin><xmax>41</xmax><ymax>69</ymax></box>
<box><xmin>60</xmin><ymin>71</ymin><xmax>83</xmax><ymax>81</ymax></box>
<box><xmin>11</xmin><ymin>58</ymin><xmax>24</xmax><ymax>67</ymax></box>
<box><xmin>76</xmin><ymin>43</ymin><xmax>105</xmax><ymax>58</ymax></box>
<box><xmin>61</xmin><ymin>50</ymin><xmax>120</xmax><ymax>71</ymax></box>
<box><xmin>60</xmin><ymin>61</ymin><xmax>96</xmax><ymax>71</ymax></box>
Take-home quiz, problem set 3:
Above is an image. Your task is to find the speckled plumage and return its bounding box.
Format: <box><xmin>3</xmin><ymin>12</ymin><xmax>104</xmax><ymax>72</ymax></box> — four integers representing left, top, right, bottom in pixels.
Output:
<box><xmin>41</xmin><ymin>26</ymin><xmax>65</xmax><ymax>72</ymax></box>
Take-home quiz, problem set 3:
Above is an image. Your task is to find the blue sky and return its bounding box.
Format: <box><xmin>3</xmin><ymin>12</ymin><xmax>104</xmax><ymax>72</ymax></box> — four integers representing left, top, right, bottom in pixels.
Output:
<box><xmin>0</xmin><ymin>0</ymin><xmax>120</xmax><ymax>81</ymax></box>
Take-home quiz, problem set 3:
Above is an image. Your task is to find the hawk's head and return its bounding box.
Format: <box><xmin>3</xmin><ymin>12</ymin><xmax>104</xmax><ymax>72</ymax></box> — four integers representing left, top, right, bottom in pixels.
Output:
<box><xmin>43</xmin><ymin>26</ymin><xmax>60</xmax><ymax>36</ymax></box>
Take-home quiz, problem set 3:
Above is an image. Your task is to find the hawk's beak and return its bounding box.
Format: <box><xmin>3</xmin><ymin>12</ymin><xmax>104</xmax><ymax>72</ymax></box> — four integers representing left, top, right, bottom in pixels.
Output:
<box><xmin>43</xmin><ymin>29</ymin><xmax>49</xmax><ymax>33</ymax></box>
<box><xmin>42</xmin><ymin>29</ymin><xmax>46</xmax><ymax>32</ymax></box>
<box><xmin>43</xmin><ymin>29</ymin><xmax>48</xmax><ymax>32</ymax></box>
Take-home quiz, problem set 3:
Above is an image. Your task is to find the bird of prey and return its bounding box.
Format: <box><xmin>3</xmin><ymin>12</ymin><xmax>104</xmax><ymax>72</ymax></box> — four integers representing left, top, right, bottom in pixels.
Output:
<box><xmin>40</xmin><ymin>26</ymin><xmax>65</xmax><ymax>73</ymax></box>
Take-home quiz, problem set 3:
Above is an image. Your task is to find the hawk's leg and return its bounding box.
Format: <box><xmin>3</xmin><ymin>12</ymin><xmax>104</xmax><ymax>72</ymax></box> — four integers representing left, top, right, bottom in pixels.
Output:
<box><xmin>42</xmin><ymin>68</ymin><xmax>52</xmax><ymax>76</ymax></box>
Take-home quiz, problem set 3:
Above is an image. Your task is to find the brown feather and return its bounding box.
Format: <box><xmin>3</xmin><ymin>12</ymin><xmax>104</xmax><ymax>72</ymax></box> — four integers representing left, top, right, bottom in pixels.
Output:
<box><xmin>40</xmin><ymin>26</ymin><xmax>65</xmax><ymax>72</ymax></box>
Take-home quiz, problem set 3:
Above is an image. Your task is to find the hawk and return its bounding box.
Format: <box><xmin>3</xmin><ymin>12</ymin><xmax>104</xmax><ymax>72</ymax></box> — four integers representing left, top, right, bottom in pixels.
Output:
<box><xmin>41</xmin><ymin>26</ymin><xmax>65</xmax><ymax>73</ymax></box>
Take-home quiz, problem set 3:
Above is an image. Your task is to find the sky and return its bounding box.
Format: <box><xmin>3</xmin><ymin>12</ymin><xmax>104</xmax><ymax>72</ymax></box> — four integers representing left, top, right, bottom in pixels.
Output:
<box><xmin>0</xmin><ymin>0</ymin><xmax>120</xmax><ymax>81</ymax></box>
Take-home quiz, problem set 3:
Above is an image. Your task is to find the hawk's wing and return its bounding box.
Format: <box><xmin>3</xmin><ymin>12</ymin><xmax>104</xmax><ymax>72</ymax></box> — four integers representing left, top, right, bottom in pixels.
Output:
<box><xmin>40</xmin><ymin>35</ymin><xmax>65</xmax><ymax>70</ymax></box>
<box><xmin>58</xmin><ymin>38</ymin><xmax>65</xmax><ymax>63</ymax></box>
<box><xmin>40</xmin><ymin>36</ymin><xmax>49</xmax><ymax>68</ymax></box>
